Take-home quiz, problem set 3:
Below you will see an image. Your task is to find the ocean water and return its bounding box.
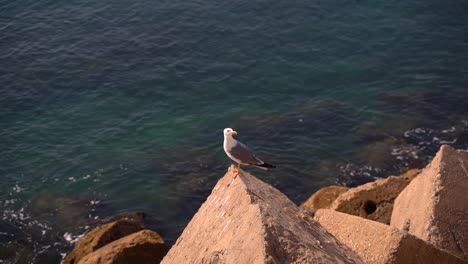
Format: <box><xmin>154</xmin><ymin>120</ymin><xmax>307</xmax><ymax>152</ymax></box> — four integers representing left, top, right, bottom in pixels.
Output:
<box><xmin>1</xmin><ymin>0</ymin><xmax>468</xmax><ymax>263</ymax></box>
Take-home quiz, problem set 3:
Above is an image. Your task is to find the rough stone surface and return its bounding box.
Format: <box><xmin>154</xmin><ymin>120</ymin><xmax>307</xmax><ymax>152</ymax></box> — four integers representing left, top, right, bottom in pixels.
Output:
<box><xmin>78</xmin><ymin>230</ymin><xmax>167</xmax><ymax>264</ymax></box>
<box><xmin>315</xmin><ymin>209</ymin><xmax>466</xmax><ymax>264</ymax></box>
<box><xmin>330</xmin><ymin>169</ymin><xmax>421</xmax><ymax>224</ymax></box>
<box><xmin>162</xmin><ymin>166</ymin><xmax>364</xmax><ymax>264</ymax></box>
<box><xmin>300</xmin><ymin>186</ymin><xmax>349</xmax><ymax>213</ymax></box>
<box><xmin>64</xmin><ymin>218</ymin><xmax>144</xmax><ymax>264</ymax></box>
<box><xmin>391</xmin><ymin>145</ymin><xmax>468</xmax><ymax>260</ymax></box>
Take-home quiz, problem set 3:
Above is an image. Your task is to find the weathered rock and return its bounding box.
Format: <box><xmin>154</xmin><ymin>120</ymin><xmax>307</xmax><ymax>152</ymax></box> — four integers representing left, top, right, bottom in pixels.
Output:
<box><xmin>64</xmin><ymin>218</ymin><xmax>144</xmax><ymax>264</ymax></box>
<box><xmin>29</xmin><ymin>193</ymin><xmax>96</xmax><ymax>230</ymax></box>
<box><xmin>102</xmin><ymin>212</ymin><xmax>147</xmax><ymax>224</ymax></box>
<box><xmin>300</xmin><ymin>186</ymin><xmax>350</xmax><ymax>214</ymax></box>
<box><xmin>330</xmin><ymin>169</ymin><xmax>421</xmax><ymax>224</ymax></box>
<box><xmin>161</xmin><ymin>166</ymin><xmax>364</xmax><ymax>264</ymax></box>
<box><xmin>314</xmin><ymin>209</ymin><xmax>466</xmax><ymax>264</ymax></box>
<box><xmin>391</xmin><ymin>145</ymin><xmax>468</xmax><ymax>260</ymax></box>
<box><xmin>357</xmin><ymin>138</ymin><xmax>399</xmax><ymax>169</ymax></box>
<box><xmin>78</xmin><ymin>230</ymin><xmax>167</xmax><ymax>264</ymax></box>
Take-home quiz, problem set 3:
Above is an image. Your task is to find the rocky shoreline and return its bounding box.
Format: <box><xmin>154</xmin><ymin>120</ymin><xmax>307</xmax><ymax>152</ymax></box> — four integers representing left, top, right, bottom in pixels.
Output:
<box><xmin>64</xmin><ymin>145</ymin><xmax>467</xmax><ymax>263</ymax></box>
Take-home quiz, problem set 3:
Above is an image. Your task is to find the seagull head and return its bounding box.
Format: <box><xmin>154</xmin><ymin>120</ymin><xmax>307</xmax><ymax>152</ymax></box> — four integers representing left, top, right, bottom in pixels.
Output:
<box><xmin>223</xmin><ymin>128</ymin><xmax>238</xmax><ymax>137</ymax></box>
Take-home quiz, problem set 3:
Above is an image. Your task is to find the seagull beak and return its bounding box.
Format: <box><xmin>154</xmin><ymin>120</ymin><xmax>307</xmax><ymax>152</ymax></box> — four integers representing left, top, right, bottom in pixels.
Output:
<box><xmin>232</xmin><ymin>131</ymin><xmax>238</xmax><ymax>135</ymax></box>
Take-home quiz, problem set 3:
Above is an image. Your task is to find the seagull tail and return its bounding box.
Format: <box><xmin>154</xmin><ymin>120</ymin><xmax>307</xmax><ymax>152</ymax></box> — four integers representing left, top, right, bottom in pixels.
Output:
<box><xmin>255</xmin><ymin>162</ymin><xmax>276</xmax><ymax>170</ymax></box>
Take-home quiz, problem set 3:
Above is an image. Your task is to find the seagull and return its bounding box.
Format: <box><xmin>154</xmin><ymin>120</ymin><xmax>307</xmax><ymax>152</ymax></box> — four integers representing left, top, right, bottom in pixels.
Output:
<box><xmin>223</xmin><ymin>128</ymin><xmax>275</xmax><ymax>176</ymax></box>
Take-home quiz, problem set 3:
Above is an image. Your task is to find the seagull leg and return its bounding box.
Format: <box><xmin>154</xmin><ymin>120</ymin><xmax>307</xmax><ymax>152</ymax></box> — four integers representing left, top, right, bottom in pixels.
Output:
<box><xmin>233</xmin><ymin>163</ymin><xmax>240</xmax><ymax>178</ymax></box>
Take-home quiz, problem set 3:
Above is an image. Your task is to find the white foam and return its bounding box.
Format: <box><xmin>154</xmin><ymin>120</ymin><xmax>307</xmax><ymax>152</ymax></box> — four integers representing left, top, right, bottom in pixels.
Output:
<box><xmin>12</xmin><ymin>184</ymin><xmax>25</xmax><ymax>193</ymax></box>
<box><xmin>63</xmin><ymin>232</ymin><xmax>83</xmax><ymax>244</ymax></box>
<box><xmin>442</xmin><ymin>126</ymin><xmax>456</xmax><ymax>133</ymax></box>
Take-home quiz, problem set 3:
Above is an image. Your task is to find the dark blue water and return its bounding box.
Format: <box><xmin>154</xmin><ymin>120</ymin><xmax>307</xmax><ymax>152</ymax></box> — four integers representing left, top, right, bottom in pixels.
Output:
<box><xmin>1</xmin><ymin>0</ymin><xmax>468</xmax><ymax>263</ymax></box>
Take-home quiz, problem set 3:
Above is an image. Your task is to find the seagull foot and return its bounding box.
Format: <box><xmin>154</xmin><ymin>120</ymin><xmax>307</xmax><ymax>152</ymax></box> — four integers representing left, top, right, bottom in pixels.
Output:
<box><xmin>233</xmin><ymin>167</ymin><xmax>240</xmax><ymax>178</ymax></box>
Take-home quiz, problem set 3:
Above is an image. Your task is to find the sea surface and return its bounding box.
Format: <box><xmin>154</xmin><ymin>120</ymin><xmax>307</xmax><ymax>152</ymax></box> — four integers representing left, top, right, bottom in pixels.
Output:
<box><xmin>1</xmin><ymin>0</ymin><xmax>468</xmax><ymax>263</ymax></box>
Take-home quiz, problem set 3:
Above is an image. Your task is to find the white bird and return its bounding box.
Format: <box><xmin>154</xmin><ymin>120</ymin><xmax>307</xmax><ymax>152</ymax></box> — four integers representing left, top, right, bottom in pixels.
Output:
<box><xmin>223</xmin><ymin>128</ymin><xmax>275</xmax><ymax>176</ymax></box>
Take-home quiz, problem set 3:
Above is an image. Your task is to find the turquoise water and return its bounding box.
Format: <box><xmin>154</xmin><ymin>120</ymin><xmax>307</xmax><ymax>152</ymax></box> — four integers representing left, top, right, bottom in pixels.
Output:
<box><xmin>1</xmin><ymin>0</ymin><xmax>468</xmax><ymax>262</ymax></box>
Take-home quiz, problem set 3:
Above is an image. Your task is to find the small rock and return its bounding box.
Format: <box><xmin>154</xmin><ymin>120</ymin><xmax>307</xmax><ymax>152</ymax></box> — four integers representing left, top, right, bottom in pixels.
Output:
<box><xmin>102</xmin><ymin>212</ymin><xmax>146</xmax><ymax>224</ymax></box>
<box><xmin>29</xmin><ymin>193</ymin><xmax>95</xmax><ymax>229</ymax></box>
<box><xmin>356</xmin><ymin>138</ymin><xmax>399</xmax><ymax>169</ymax></box>
<box><xmin>64</xmin><ymin>218</ymin><xmax>144</xmax><ymax>264</ymax></box>
<box><xmin>78</xmin><ymin>230</ymin><xmax>168</xmax><ymax>264</ymax></box>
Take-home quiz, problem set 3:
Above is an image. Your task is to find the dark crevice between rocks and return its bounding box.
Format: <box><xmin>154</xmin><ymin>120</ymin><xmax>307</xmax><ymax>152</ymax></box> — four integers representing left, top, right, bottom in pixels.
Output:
<box><xmin>363</xmin><ymin>200</ymin><xmax>377</xmax><ymax>215</ymax></box>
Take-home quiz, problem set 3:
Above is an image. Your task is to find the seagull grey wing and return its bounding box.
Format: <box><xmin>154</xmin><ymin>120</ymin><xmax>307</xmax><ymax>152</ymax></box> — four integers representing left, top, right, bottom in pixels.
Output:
<box><xmin>227</xmin><ymin>141</ymin><xmax>263</xmax><ymax>165</ymax></box>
